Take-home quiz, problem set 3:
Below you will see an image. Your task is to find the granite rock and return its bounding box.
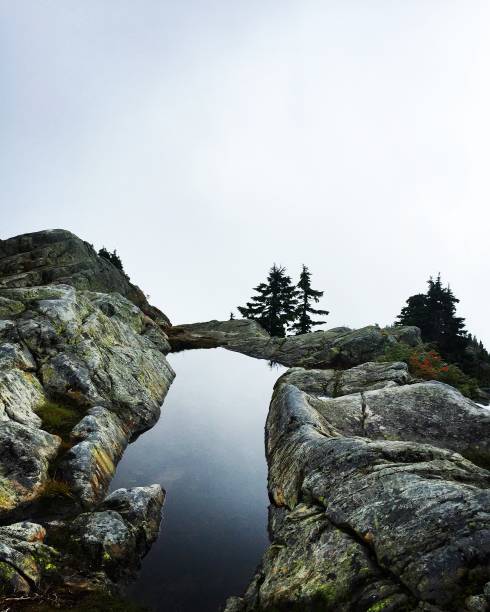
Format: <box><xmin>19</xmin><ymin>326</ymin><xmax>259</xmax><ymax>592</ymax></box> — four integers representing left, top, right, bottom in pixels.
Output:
<box><xmin>168</xmin><ymin>319</ymin><xmax>421</xmax><ymax>368</ymax></box>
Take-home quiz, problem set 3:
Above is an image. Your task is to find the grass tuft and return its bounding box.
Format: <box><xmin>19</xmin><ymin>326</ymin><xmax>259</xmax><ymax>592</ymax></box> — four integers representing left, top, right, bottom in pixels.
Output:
<box><xmin>41</xmin><ymin>478</ymin><xmax>73</xmax><ymax>499</ymax></box>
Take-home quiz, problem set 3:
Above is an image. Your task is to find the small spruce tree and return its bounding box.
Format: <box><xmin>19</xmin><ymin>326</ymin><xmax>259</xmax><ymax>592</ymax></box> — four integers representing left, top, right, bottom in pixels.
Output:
<box><xmin>98</xmin><ymin>247</ymin><xmax>124</xmax><ymax>272</ymax></box>
<box><xmin>290</xmin><ymin>265</ymin><xmax>329</xmax><ymax>335</ymax></box>
<box><xmin>237</xmin><ymin>264</ymin><xmax>298</xmax><ymax>337</ymax></box>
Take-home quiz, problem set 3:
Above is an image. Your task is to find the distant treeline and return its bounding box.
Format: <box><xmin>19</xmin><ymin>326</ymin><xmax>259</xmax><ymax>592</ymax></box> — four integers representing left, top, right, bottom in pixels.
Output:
<box><xmin>95</xmin><ymin>244</ymin><xmax>489</xmax><ymax>396</ymax></box>
<box><xmin>235</xmin><ymin>267</ymin><xmax>490</xmax><ymax>396</ymax></box>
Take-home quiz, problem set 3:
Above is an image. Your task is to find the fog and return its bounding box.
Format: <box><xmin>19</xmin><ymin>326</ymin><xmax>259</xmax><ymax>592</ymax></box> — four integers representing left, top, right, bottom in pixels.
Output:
<box><xmin>1</xmin><ymin>1</ymin><xmax>489</xmax><ymax>343</ymax></box>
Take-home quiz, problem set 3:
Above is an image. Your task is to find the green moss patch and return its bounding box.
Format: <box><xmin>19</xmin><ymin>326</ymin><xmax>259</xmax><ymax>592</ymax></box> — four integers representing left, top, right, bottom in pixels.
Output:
<box><xmin>35</xmin><ymin>401</ymin><xmax>82</xmax><ymax>440</ymax></box>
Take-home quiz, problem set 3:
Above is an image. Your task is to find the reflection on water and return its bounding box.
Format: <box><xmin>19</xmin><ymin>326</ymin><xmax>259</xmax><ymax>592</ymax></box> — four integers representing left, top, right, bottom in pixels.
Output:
<box><xmin>110</xmin><ymin>348</ymin><xmax>284</xmax><ymax>612</ymax></box>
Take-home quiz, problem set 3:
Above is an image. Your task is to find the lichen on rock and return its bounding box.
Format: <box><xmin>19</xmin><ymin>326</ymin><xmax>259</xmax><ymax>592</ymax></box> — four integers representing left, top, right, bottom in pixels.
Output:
<box><xmin>0</xmin><ymin>230</ymin><xmax>175</xmax><ymax>603</ymax></box>
<box><xmin>167</xmin><ymin>319</ymin><xmax>421</xmax><ymax>368</ymax></box>
<box><xmin>226</xmin><ymin>362</ymin><xmax>490</xmax><ymax>611</ymax></box>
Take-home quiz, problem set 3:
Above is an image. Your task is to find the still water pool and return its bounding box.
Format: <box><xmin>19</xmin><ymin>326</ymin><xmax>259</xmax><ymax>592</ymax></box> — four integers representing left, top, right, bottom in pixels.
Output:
<box><xmin>110</xmin><ymin>349</ymin><xmax>284</xmax><ymax>611</ymax></box>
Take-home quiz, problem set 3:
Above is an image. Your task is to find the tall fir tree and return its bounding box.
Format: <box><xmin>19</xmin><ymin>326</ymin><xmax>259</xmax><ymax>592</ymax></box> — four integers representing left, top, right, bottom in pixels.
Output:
<box><xmin>290</xmin><ymin>265</ymin><xmax>329</xmax><ymax>335</ymax></box>
<box><xmin>237</xmin><ymin>264</ymin><xmax>298</xmax><ymax>337</ymax></box>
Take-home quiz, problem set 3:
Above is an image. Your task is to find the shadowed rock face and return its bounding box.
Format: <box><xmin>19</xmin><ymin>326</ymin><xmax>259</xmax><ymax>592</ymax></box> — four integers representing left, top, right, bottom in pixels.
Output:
<box><xmin>0</xmin><ymin>486</ymin><xmax>165</xmax><ymax>599</ymax></box>
<box><xmin>0</xmin><ymin>229</ymin><xmax>170</xmax><ymax>327</ymax></box>
<box><xmin>226</xmin><ymin>363</ymin><xmax>490</xmax><ymax>612</ymax></box>
<box><xmin>168</xmin><ymin>319</ymin><xmax>421</xmax><ymax>368</ymax></box>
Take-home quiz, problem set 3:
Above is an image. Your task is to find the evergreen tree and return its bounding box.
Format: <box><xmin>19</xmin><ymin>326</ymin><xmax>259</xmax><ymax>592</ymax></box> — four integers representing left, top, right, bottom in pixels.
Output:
<box><xmin>396</xmin><ymin>274</ymin><xmax>467</xmax><ymax>363</ymax></box>
<box><xmin>229</xmin><ymin>312</ymin><xmax>235</xmax><ymax>320</ymax></box>
<box><xmin>397</xmin><ymin>293</ymin><xmax>430</xmax><ymax>336</ymax></box>
<box><xmin>237</xmin><ymin>264</ymin><xmax>298</xmax><ymax>337</ymax></box>
<box><xmin>98</xmin><ymin>247</ymin><xmax>124</xmax><ymax>272</ymax></box>
<box><xmin>290</xmin><ymin>265</ymin><xmax>329</xmax><ymax>335</ymax></box>
<box><xmin>463</xmin><ymin>334</ymin><xmax>490</xmax><ymax>385</ymax></box>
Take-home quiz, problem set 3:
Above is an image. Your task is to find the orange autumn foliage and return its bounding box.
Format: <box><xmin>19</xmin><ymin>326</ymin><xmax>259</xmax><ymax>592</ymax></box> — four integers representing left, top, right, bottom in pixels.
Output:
<box><xmin>408</xmin><ymin>350</ymin><xmax>449</xmax><ymax>380</ymax></box>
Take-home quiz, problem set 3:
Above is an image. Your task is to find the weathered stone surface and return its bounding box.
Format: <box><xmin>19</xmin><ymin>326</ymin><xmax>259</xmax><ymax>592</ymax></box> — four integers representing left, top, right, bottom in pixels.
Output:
<box><xmin>226</xmin><ymin>504</ymin><xmax>414</xmax><ymax>612</ymax></box>
<box><xmin>168</xmin><ymin>319</ymin><xmax>421</xmax><ymax>368</ymax></box>
<box><xmin>0</xmin><ymin>230</ymin><xmax>173</xmax><ymax>604</ymax></box>
<box><xmin>59</xmin><ymin>407</ymin><xmax>129</xmax><ymax>507</ymax></box>
<box><xmin>360</xmin><ymin>381</ymin><xmax>490</xmax><ymax>464</ymax></box>
<box><xmin>0</xmin><ymin>422</ymin><xmax>60</xmax><ymax>512</ymax></box>
<box><xmin>281</xmin><ymin>361</ymin><xmax>411</xmax><ymax>396</ymax></box>
<box><xmin>0</xmin><ymin>282</ymin><xmax>174</xmax><ymax>518</ymax></box>
<box><xmin>100</xmin><ymin>484</ymin><xmax>165</xmax><ymax>551</ymax></box>
<box><xmin>0</xmin><ymin>486</ymin><xmax>164</xmax><ymax>598</ymax></box>
<box><xmin>67</xmin><ymin>485</ymin><xmax>165</xmax><ymax>579</ymax></box>
<box><xmin>0</xmin><ymin>521</ymin><xmax>57</xmax><ymax>597</ymax></box>
<box><xmin>228</xmin><ymin>364</ymin><xmax>490</xmax><ymax>611</ymax></box>
<box><xmin>0</xmin><ymin>368</ymin><xmax>44</xmax><ymax>427</ymax></box>
<box><xmin>1</xmin><ymin>284</ymin><xmax>174</xmax><ymax>435</ymax></box>
<box><xmin>278</xmin><ymin>364</ymin><xmax>490</xmax><ymax>465</ymax></box>
<box><xmin>0</xmin><ymin>229</ymin><xmax>170</xmax><ymax>326</ymax></box>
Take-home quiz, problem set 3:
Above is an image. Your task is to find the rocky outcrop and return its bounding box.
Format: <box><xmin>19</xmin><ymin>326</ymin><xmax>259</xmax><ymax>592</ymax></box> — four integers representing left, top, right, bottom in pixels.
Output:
<box><xmin>2</xmin><ymin>228</ymin><xmax>489</xmax><ymax>611</ymax></box>
<box><xmin>227</xmin><ymin>362</ymin><xmax>490</xmax><ymax>612</ymax></box>
<box><xmin>0</xmin><ymin>521</ymin><xmax>57</xmax><ymax>597</ymax></box>
<box><xmin>0</xmin><ymin>229</ymin><xmax>170</xmax><ymax>326</ymax></box>
<box><xmin>63</xmin><ymin>485</ymin><xmax>165</xmax><ymax>582</ymax></box>
<box><xmin>0</xmin><ymin>230</ymin><xmax>175</xmax><ymax>604</ymax></box>
<box><xmin>168</xmin><ymin>319</ymin><xmax>421</xmax><ymax>368</ymax></box>
<box><xmin>0</xmin><ymin>284</ymin><xmax>174</xmax><ymax>514</ymax></box>
<box><xmin>0</xmin><ymin>485</ymin><xmax>164</xmax><ymax>602</ymax></box>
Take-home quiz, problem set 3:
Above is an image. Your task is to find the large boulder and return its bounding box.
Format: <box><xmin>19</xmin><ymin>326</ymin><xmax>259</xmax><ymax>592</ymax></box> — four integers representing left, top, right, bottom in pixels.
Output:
<box><xmin>227</xmin><ymin>364</ymin><xmax>490</xmax><ymax>611</ymax></box>
<box><xmin>0</xmin><ymin>229</ymin><xmax>170</xmax><ymax>326</ymax></box>
<box><xmin>59</xmin><ymin>485</ymin><xmax>165</xmax><ymax>582</ymax></box>
<box><xmin>2</xmin><ymin>285</ymin><xmax>174</xmax><ymax>433</ymax></box>
<box><xmin>168</xmin><ymin>319</ymin><xmax>421</xmax><ymax>368</ymax></box>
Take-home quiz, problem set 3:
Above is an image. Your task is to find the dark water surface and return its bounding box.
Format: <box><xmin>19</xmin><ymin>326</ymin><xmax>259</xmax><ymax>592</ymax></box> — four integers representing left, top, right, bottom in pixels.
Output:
<box><xmin>110</xmin><ymin>349</ymin><xmax>284</xmax><ymax>612</ymax></box>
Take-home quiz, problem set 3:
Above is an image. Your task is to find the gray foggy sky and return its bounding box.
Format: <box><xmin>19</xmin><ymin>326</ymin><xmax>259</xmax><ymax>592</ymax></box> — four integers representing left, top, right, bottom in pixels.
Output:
<box><xmin>1</xmin><ymin>1</ymin><xmax>489</xmax><ymax>344</ymax></box>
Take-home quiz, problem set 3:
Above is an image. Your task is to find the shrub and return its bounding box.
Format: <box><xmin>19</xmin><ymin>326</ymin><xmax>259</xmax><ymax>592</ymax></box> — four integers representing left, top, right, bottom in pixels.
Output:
<box><xmin>378</xmin><ymin>343</ymin><xmax>480</xmax><ymax>400</ymax></box>
<box><xmin>408</xmin><ymin>349</ymin><xmax>448</xmax><ymax>380</ymax></box>
<box><xmin>377</xmin><ymin>342</ymin><xmax>413</xmax><ymax>363</ymax></box>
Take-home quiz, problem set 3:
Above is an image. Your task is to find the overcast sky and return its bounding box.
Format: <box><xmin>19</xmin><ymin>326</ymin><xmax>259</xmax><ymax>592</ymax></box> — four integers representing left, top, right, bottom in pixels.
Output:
<box><xmin>1</xmin><ymin>1</ymin><xmax>489</xmax><ymax>344</ymax></box>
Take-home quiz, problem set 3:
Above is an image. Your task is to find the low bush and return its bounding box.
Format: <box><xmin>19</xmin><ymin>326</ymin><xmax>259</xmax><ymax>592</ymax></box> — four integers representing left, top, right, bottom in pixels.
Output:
<box><xmin>378</xmin><ymin>343</ymin><xmax>480</xmax><ymax>400</ymax></box>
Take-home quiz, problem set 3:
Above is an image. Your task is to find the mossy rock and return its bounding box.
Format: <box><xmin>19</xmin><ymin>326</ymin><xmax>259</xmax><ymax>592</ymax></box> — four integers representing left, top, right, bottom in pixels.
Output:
<box><xmin>35</xmin><ymin>401</ymin><xmax>83</xmax><ymax>440</ymax></box>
